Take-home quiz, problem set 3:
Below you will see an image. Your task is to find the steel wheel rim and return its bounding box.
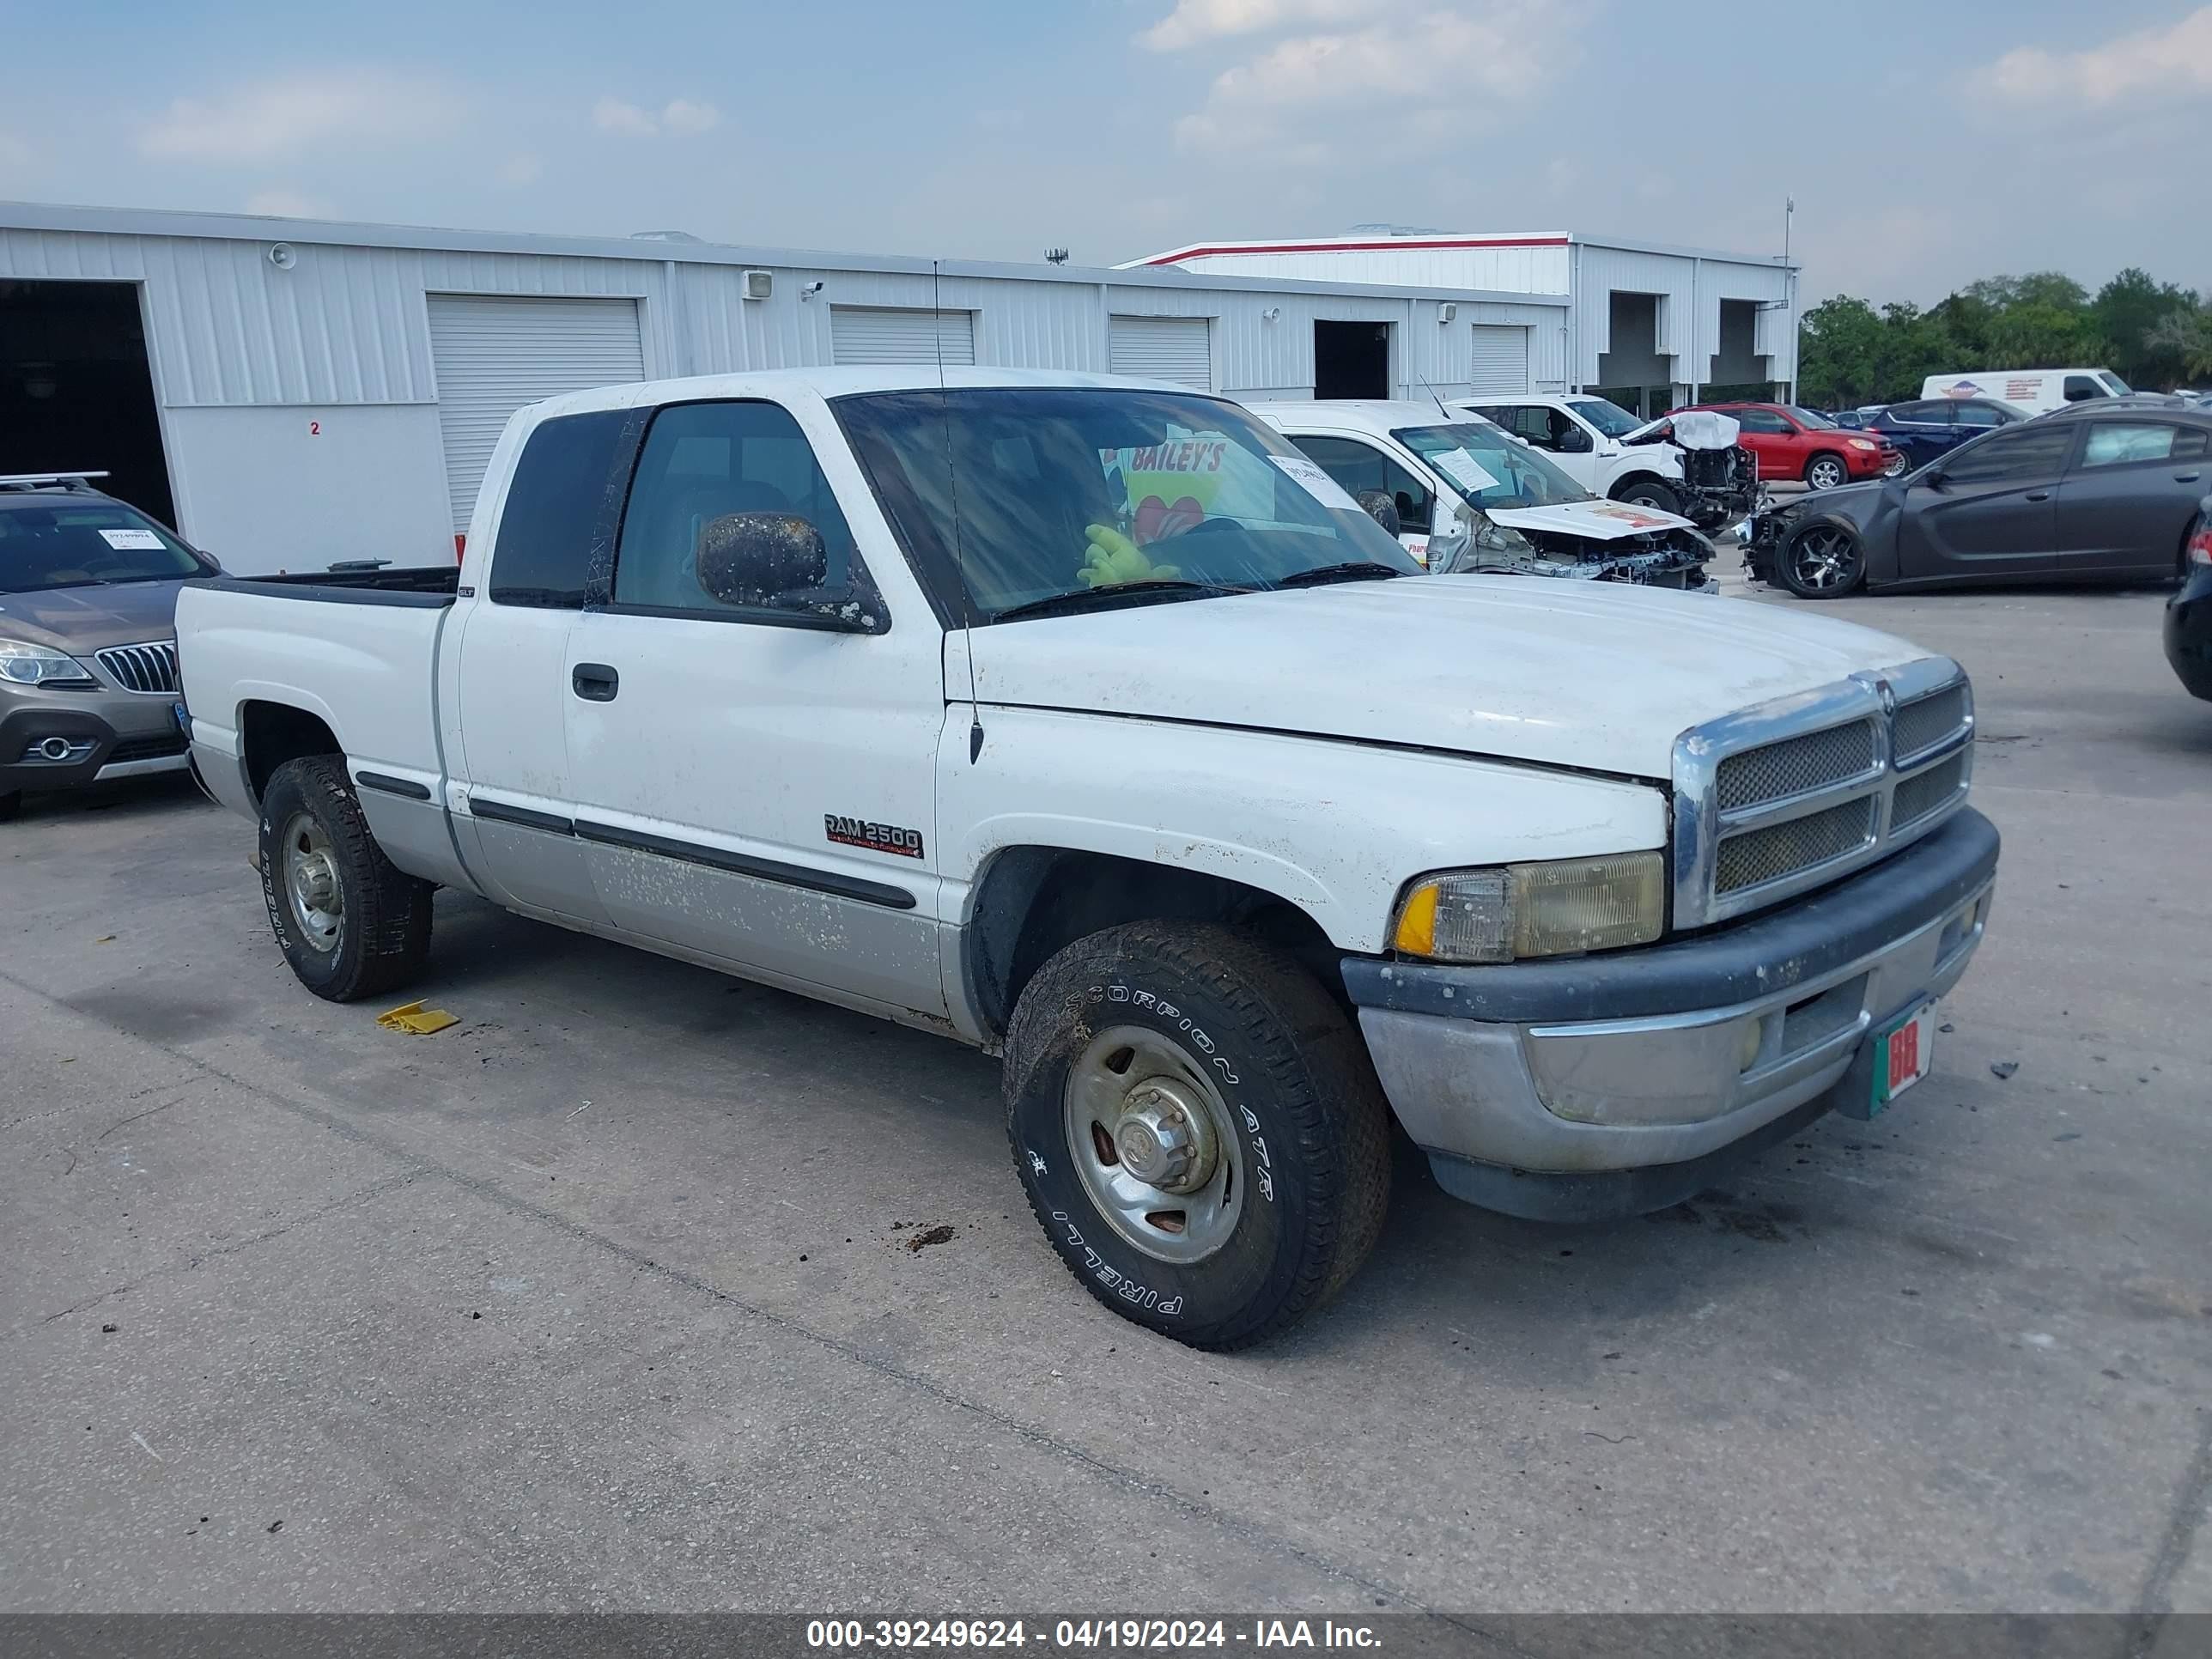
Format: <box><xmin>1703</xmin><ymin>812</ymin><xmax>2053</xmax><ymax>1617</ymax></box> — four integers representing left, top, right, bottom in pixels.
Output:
<box><xmin>1790</xmin><ymin>526</ymin><xmax>1859</xmax><ymax>590</ymax></box>
<box><xmin>1062</xmin><ymin>1024</ymin><xmax>1246</xmax><ymax>1265</ymax></box>
<box><xmin>1808</xmin><ymin>459</ymin><xmax>1845</xmax><ymax>489</ymax></box>
<box><xmin>281</xmin><ymin>811</ymin><xmax>344</xmax><ymax>953</ymax></box>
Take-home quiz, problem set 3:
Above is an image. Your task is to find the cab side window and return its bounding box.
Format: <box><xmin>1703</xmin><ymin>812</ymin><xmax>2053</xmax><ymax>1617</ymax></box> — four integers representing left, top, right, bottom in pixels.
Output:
<box><xmin>1894</xmin><ymin>402</ymin><xmax>1952</xmax><ymax>426</ymax></box>
<box><xmin>1288</xmin><ymin>435</ymin><xmax>1434</xmax><ymax>532</ymax></box>
<box><xmin>614</xmin><ymin>401</ymin><xmax>866</xmax><ymax>618</ymax></box>
<box><xmin>1952</xmin><ymin>403</ymin><xmax>2007</xmax><ymax>428</ymax></box>
<box><xmin>1483</xmin><ymin>404</ymin><xmax>1556</xmax><ymax>449</ymax></box>
<box><xmin>1733</xmin><ymin>408</ymin><xmax>1791</xmax><ymax>435</ymax></box>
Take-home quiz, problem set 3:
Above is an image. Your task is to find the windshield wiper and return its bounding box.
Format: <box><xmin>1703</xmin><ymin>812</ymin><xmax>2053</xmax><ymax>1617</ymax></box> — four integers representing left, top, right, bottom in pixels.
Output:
<box><xmin>1273</xmin><ymin>561</ymin><xmax>1408</xmax><ymax>589</ymax></box>
<box><xmin>989</xmin><ymin>579</ymin><xmax>1254</xmax><ymax>623</ymax></box>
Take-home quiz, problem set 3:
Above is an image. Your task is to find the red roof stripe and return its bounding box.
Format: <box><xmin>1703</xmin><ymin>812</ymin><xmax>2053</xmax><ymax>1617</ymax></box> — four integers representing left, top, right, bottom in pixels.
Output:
<box><xmin>1140</xmin><ymin>235</ymin><xmax>1571</xmax><ymax>264</ymax></box>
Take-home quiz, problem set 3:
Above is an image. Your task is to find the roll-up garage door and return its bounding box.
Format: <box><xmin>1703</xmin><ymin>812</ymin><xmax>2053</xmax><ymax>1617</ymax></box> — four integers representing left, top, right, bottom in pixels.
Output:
<box><xmin>830</xmin><ymin>307</ymin><xmax>976</xmax><ymax>367</ymax></box>
<box><xmin>1109</xmin><ymin>315</ymin><xmax>1212</xmax><ymax>390</ymax></box>
<box><xmin>1467</xmin><ymin>325</ymin><xmax>1530</xmax><ymax>398</ymax></box>
<box><xmin>428</xmin><ymin>295</ymin><xmax>645</xmax><ymax>532</ymax></box>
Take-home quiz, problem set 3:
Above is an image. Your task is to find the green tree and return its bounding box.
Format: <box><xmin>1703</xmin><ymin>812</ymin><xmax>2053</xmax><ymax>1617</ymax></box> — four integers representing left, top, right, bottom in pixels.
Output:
<box><xmin>2145</xmin><ymin>309</ymin><xmax>2212</xmax><ymax>380</ymax></box>
<box><xmin>2094</xmin><ymin>268</ymin><xmax>2200</xmax><ymax>388</ymax></box>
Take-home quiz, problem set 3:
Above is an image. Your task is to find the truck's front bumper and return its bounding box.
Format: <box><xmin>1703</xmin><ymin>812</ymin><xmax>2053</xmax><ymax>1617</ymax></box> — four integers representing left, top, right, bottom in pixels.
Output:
<box><xmin>1342</xmin><ymin>809</ymin><xmax>1999</xmax><ymax>1221</ymax></box>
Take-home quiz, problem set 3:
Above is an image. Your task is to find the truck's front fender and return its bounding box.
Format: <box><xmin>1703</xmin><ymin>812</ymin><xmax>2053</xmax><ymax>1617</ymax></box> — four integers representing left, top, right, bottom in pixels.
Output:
<box><xmin>939</xmin><ymin>706</ymin><xmax>1670</xmax><ymax>955</ymax></box>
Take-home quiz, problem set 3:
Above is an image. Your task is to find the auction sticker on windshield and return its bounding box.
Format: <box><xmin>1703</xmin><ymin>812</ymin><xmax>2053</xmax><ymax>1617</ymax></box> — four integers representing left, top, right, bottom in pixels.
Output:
<box><xmin>98</xmin><ymin>528</ymin><xmax>167</xmax><ymax>550</ymax></box>
<box><xmin>1871</xmin><ymin>1000</ymin><xmax>1936</xmax><ymax>1114</ymax></box>
<box><xmin>1428</xmin><ymin>447</ymin><xmax>1502</xmax><ymax>495</ymax></box>
<box><xmin>1267</xmin><ymin>454</ymin><xmax>1361</xmax><ymax>513</ymax></box>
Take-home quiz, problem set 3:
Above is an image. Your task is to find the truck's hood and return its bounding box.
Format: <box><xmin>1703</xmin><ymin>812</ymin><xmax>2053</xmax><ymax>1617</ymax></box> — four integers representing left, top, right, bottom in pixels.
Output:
<box><xmin>1487</xmin><ymin>499</ymin><xmax>1698</xmax><ymax>543</ymax></box>
<box><xmin>0</xmin><ymin>580</ymin><xmax>188</xmax><ymax>653</ymax></box>
<box><xmin>969</xmin><ymin>577</ymin><xmax>1929</xmax><ymax>781</ymax></box>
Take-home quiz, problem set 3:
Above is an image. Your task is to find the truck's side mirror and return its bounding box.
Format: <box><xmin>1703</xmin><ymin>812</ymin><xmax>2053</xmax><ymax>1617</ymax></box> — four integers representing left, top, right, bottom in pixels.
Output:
<box><xmin>695</xmin><ymin>513</ymin><xmax>885</xmax><ymax>633</ymax></box>
<box><xmin>1555</xmin><ymin>425</ymin><xmax>1594</xmax><ymax>454</ymax></box>
<box><xmin>1355</xmin><ymin>489</ymin><xmax>1401</xmax><ymax>538</ymax></box>
<box><xmin>698</xmin><ymin>512</ymin><xmax>826</xmax><ymax>599</ymax></box>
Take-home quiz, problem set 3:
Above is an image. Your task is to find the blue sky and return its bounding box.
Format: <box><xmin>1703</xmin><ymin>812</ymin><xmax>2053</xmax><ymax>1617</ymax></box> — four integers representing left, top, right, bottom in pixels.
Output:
<box><xmin>3</xmin><ymin>0</ymin><xmax>2208</xmax><ymax>304</ymax></box>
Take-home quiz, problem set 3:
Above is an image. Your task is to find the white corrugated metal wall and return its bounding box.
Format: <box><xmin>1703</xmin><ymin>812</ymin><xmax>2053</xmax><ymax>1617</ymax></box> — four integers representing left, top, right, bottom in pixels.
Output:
<box><xmin>0</xmin><ymin>216</ymin><xmax>1577</xmax><ymax>570</ymax></box>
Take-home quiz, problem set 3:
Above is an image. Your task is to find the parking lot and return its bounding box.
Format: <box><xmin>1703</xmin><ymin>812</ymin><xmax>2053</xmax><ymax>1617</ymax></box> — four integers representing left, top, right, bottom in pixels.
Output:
<box><xmin>3</xmin><ymin>571</ymin><xmax>2207</xmax><ymax>1617</ymax></box>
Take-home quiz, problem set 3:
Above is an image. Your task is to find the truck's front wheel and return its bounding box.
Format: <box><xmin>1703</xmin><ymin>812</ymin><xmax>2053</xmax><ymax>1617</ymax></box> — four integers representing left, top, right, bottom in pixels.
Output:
<box><xmin>258</xmin><ymin>756</ymin><xmax>433</xmax><ymax>1001</ymax></box>
<box><xmin>1003</xmin><ymin>922</ymin><xmax>1391</xmax><ymax>1349</ymax></box>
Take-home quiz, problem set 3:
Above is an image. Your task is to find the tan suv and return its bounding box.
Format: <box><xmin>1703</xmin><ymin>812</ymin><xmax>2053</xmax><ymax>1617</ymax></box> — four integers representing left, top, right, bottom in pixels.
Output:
<box><xmin>0</xmin><ymin>475</ymin><xmax>213</xmax><ymax>821</ymax></box>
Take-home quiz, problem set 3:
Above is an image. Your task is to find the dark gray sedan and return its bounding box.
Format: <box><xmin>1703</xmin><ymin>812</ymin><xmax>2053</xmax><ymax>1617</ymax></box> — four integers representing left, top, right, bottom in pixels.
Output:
<box><xmin>1741</xmin><ymin>404</ymin><xmax>2212</xmax><ymax>598</ymax></box>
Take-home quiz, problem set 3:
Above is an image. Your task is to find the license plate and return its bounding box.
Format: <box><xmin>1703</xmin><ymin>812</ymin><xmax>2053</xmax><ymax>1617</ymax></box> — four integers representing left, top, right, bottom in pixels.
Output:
<box><xmin>1871</xmin><ymin>1001</ymin><xmax>1936</xmax><ymax>1113</ymax></box>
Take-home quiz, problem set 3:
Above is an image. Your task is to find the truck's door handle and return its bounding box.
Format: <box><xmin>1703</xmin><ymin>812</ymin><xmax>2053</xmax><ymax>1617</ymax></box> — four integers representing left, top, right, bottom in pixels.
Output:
<box><xmin>2024</xmin><ymin>490</ymin><xmax>2051</xmax><ymax>501</ymax></box>
<box><xmin>2176</xmin><ymin>471</ymin><xmax>2202</xmax><ymax>483</ymax></box>
<box><xmin>571</xmin><ymin>663</ymin><xmax>620</xmax><ymax>702</ymax></box>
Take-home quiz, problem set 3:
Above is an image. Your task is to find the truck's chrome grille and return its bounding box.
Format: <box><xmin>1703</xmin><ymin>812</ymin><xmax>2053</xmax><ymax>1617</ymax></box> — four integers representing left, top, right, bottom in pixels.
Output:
<box><xmin>95</xmin><ymin>641</ymin><xmax>179</xmax><ymax>695</ymax></box>
<box><xmin>1714</xmin><ymin>798</ymin><xmax>1877</xmax><ymax>894</ymax></box>
<box><xmin>1893</xmin><ymin>752</ymin><xmax>1969</xmax><ymax>831</ymax></box>
<box><xmin>1715</xmin><ymin>719</ymin><xmax>1877</xmax><ymax>811</ymax></box>
<box><xmin>1672</xmin><ymin>659</ymin><xmax>1974</xmax><ymax>927</ymax></box>
<box><xmin>1894</xmin><ymin>684</ymin><xmax>1968</xmax><ymax>762</ymax></box>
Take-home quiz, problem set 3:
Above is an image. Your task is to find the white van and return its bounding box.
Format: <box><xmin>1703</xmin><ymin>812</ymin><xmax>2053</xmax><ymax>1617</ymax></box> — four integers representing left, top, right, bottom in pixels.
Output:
<box><xmin>1920</xmin><ymin>368</ymin><xmax>2129</xmax><ymax>415</ymax></box>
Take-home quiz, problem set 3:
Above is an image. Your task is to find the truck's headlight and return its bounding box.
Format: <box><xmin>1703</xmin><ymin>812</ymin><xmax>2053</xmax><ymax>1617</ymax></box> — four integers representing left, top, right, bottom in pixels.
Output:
<box><xmin>1391</xmin><ymin>853</ymin><xmax>1667</xmax><ymax>963</ymax></box>
<box><xmin>0</xmin><ymin>641</ymin><xmax>94</xmax><ymax>686</ymax></box>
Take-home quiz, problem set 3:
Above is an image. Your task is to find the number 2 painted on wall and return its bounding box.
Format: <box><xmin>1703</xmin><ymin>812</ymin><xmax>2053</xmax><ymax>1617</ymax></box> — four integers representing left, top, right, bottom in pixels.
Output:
<box><xmin>307</xmin><ymin>420</ymin><xmax>321</xmax><ymax>436</ymax></box>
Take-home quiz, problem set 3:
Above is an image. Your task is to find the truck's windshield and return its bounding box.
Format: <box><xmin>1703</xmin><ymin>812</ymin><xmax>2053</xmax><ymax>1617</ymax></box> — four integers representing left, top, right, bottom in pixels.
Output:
<box><xmin>0</xmin><ymin>501</ymin><xmax>206</xmax><ymax>593</ymax></box>
<box><xmin>1565</xmin><ymin>398</ymin><xmax>1643</xmax><ymax>438</ymax></box>
<box><xmin>1391</xmin><ymin>423</ymin><xmax>1597</xmax><ymax>509</ymax></box>
<box><xmin>835</xmin><ymin>388</ymin><xmax>1420</xmax><ymax>622</ymax></box>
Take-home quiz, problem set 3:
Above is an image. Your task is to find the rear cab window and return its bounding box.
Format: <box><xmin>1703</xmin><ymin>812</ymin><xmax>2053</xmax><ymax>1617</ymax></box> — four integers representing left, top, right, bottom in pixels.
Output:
<box><xmin>488</xmin><ymin>409</ymin><xmax>630</xmax><ymax>608</ymax></box>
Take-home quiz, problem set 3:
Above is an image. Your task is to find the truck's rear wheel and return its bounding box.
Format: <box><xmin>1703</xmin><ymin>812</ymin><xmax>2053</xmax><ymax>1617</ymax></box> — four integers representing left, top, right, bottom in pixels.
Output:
<box><xmin>258</xmin><ymin>756</ymin><xmax>433</xmax><ymax>1001</ymax></box>
<box><xmin>1003</xmin><ymin>921</ymin><xmax>1391</xmax><ymax>1349</ymax></box>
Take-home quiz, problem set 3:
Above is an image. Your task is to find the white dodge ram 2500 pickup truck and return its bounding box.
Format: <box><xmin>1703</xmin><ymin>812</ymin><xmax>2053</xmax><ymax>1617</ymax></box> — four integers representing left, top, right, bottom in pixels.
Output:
<box><xmin>176</xmin><ymin>368</ymin><xmax>1998</xmax><ymax>1349</ymax></box>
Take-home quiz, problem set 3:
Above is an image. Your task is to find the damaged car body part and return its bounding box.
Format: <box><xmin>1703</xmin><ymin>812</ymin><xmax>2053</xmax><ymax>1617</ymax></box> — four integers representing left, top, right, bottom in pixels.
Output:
<box><xmin>1458</xmin><ymin>395</ymin><xmax>1761</xmax><ymax>531</ymax></box>
<box><xmin>176</xmin><ymin>368</ymin><xmax>1997</xmax><ymax>1349</ymax></box>
<box><xmin>1254</xmin><ymin>400</ymin><xmax>1718</xmax><ymax>589</ymax></box>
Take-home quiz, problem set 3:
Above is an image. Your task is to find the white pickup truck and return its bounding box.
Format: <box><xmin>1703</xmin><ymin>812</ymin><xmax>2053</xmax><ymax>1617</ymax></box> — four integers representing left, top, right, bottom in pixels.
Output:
<box><xmin>176</xmin><ymin>368</ymin><xmax>1998</xmax><ymax>1349</ymax></box>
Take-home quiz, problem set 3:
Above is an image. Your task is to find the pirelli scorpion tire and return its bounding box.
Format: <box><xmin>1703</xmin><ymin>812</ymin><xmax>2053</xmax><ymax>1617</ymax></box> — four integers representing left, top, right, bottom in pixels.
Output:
<box><xmin>258</xmin><ymin>756</ymin><xmax>434</xmax><ymax>1002</ymax></box>
<box><xmin>1003</xmin><ymin>921</ymin><xmax>1392</xmax><ymax>1350</ymax></box>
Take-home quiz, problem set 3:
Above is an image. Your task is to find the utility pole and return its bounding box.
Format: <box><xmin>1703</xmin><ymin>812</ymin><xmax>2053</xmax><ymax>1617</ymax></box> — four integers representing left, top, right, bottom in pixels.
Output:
<box><xmin>1784</xmin><ymin>196</ymin><xmax>1798</xmax><ymax>402</ymax></box>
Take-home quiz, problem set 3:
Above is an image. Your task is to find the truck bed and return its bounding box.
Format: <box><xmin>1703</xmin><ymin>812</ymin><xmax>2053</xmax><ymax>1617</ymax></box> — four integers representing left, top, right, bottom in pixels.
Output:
<box><xmin>176</xmin><ymin>570</ymin><xmax>459</xmax><ymax>821</ymax></box>
<box><xmin>197</xmin><ymin>567</ymin><xmax>459</xmax><ymax>606</ymax></box>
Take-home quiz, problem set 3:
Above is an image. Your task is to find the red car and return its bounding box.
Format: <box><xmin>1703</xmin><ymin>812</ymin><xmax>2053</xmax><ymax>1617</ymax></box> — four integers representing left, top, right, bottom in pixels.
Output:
<box><xmin>1679</xmin><ymin>402</ymin><xmax>1900</xmax><ymax>490</ymax></box>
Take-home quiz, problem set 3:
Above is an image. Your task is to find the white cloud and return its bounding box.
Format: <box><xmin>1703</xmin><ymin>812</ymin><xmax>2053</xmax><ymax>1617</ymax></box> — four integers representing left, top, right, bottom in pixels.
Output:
<box><xmin>1170</xmin><ymin>2</ymin><xmax>1576</xmax><ymax>155</ymax></box>
<box><xmin>143</xmin><ymin>70</ymin><xmax>453</xmax><ymax>162</ymax></box>
<box><xmin>1979</xmin><ymin>5</ymin><xmax>2212</xmax><ymax>106</ymax></box>
<box><xmin>243</xmin><ymin>187</ymin><xmax>333</xmax><ymax>219</ymax></box>
<box><xmin>593</xmin><ymin>96</ymin><xmax>722</xmax><ymax>137</ymax></box>
<box><xmin>1139</xmin><ymin>0</ymin><xmax>1386</xmax><ymax>52</ymax></box>
<box><xmin>592</xmin><ymin>97</ymin><xmax>659</xmax><ymax>136</ymax></box>
<box><xmin>660</xmin><ymin>98</ymin><xmax>721</xmax><ymax>135</ymax></box>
